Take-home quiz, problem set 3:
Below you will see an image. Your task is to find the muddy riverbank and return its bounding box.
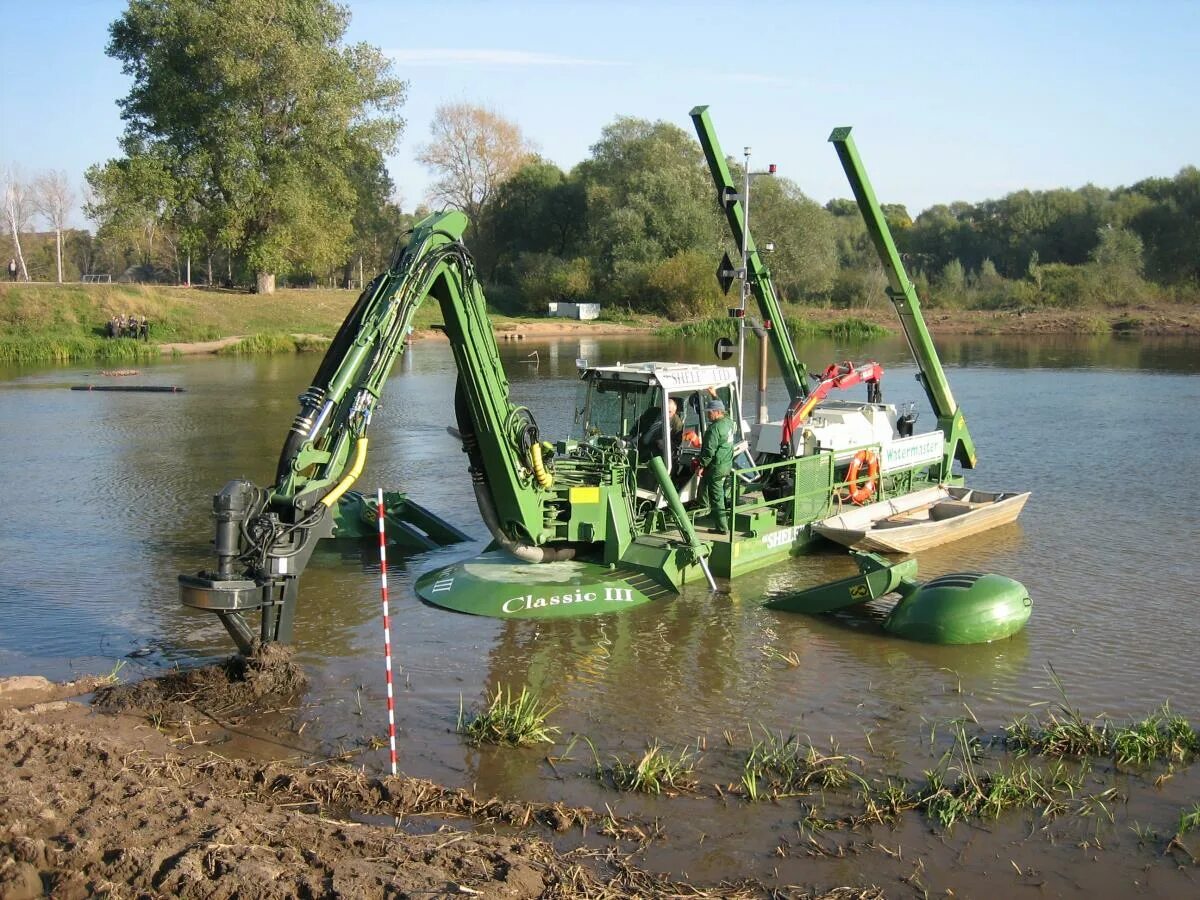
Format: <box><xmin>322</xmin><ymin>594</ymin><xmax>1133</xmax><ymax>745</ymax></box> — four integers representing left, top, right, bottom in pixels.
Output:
<box><xmin>159</xmin><ymin>305</ymin><xmax>1200</xmax><ymax>356</ymax></box>
<box><xmin>0</xmin><ymin>667</ymin><xmax>879</xmax><ymax>900</ymax></box>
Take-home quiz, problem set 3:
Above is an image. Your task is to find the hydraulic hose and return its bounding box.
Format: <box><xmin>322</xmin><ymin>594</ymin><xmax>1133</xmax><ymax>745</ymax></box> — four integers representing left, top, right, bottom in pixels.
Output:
<box><xmin>530</xmin><ymin>442</ymin><xmax>554</xmax><ymax>489</ymax></box>
<box><xmin>321</xmin><ymin>437</ymin><xmax>368</xmax><ymax>508</ymax></box>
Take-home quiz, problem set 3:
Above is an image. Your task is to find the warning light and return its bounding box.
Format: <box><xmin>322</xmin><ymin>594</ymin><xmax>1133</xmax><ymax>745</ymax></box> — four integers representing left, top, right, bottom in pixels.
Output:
<box><xmin>768</xmin><ymin>163</ymin><xmax>777</xmax><ymax>175</ymax></box>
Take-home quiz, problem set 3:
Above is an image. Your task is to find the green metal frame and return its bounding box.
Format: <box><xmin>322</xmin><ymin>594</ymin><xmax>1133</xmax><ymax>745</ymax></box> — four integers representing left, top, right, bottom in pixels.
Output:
<box><xmin>827</xmin><ymin>128</ymin><xmax>977</xmax><ymax>471</ymax></box>
<box><xmin>690</xmin><ymin>105</ymin><xmax>809</xmax><ymax>401</ymax></box>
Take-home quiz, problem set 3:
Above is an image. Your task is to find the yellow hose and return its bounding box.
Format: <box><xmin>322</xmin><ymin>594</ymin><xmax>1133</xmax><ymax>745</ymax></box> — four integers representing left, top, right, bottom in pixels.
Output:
<box><xmin>321</xmin><ymin>437</ymin><xmax>369</xmax><ymax>507</ymax></box>
<box><xmin>530</xmin><ymin>442</ymin><xmax>554</xmax><ymax>489</ymax></box>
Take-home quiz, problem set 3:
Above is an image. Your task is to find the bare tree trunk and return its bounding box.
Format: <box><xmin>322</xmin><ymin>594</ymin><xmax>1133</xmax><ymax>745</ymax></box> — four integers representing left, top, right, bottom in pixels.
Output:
<box><xmin>255</xmin><ymin>272</ymin><xmax>276</xmax><ymax>294</ymax></box>
<box><xmin>186</xmin><ymin>251</ymin><xmax>192</xmax><ymax>286</ymax></box>
<box><xmin>206</xmin><ymin>251</ymin><xmax>213</xmax><ymax>286</ymax></box>
<box><xmin>33</xmin><ymin>170</ymin><xmax>73</xmax><ymax>283</ymax></box>
<box><xmin>3</xmin><ymin>171</ymin><xmax>32</xmax><ymax>278</ymax></box>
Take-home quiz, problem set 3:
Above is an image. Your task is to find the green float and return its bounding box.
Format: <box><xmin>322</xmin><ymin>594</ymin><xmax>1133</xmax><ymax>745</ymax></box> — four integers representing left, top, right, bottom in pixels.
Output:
<box><xmin>767</xmin><ymin>552</ymin><xmax>1031</xmax><ymax>644</ymax></box>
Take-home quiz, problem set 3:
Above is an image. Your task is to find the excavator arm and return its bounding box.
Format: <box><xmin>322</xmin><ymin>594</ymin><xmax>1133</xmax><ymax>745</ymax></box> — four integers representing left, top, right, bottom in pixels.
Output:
<box><xmin>690</xmin><ymin>105</ymin><xmax>809</xmax><ymax>400</ymax></box>
<box><xmin>180</xmin><ymin>211</ymin><xmax>572</xmax><ymax>653</ymax></box>
<box><xmin>828</xmin><ymin>127</ymin><xmax>977</xmax><ymax>471</ymax></box>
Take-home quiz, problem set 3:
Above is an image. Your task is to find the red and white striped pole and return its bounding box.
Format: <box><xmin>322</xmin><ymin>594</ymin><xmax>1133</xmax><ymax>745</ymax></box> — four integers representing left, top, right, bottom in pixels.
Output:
<box><xmin>377</xmin><ymin>488</ymin><xmax>398</xmax><ymax>777</ymax></box>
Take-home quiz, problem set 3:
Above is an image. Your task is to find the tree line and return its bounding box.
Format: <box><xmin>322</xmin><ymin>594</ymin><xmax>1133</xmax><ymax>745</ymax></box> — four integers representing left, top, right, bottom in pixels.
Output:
<box><xmin>5</xmin><ymin>0</ymin><xmax>1196</xmax><ymax>314</ymax></box>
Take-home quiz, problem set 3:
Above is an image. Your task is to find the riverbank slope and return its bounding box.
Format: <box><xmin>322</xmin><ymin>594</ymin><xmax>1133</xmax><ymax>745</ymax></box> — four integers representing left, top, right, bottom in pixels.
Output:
<box><xmin>2</xmin><ymin>281</ymin><xmax>1197</xmax><ymax>363</ymax></box>
<box><xmin>0</xmin><ymin>670</ymin><xmax>876</xmax><ymax>900</ymax></box>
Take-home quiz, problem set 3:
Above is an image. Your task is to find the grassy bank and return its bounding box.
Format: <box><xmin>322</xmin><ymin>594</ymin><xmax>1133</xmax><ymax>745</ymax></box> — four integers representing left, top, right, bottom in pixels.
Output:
<box><xmin>656</xmin><ymin>315</ymin><xmax>889</xmax><ymax>341</ymax></box>
<box><xmin>0</xmin><ymin>282</ymin><xmax>449</xmax><ymax>364</ymax></box>
<box><xmin>3</xmin><ymin>281</ymin><xmax>1198</xmax><ymax>365</ymax></box>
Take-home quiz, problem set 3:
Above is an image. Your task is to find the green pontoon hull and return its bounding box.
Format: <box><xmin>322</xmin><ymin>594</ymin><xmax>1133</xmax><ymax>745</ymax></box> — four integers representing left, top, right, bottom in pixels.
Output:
<box><xmin>767</xmin><ymin>552</ymin><xmax>1031</xmax><ymax>644</ymax></box>
<box><xmin>415</xmin><ymin>550</ymin><xmax>673</xmax><ymax>619</ymax></box>
<box><xmin>884</xmin><ymin>572</ymin><xmax>1032</xmax><ymax>644</ymax></box>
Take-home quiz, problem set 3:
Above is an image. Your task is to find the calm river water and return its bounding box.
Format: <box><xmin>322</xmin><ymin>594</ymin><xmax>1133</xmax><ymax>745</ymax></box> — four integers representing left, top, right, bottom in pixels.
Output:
<box><xmin>2</xmin><ymin>331</ymin><xmax>1198</xmax><ymax>897</ymax></box>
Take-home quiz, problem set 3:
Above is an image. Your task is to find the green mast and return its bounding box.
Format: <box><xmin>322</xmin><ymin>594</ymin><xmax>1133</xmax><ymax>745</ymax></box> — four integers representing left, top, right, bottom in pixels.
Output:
<box><xmin>828</xmin><ymin>127</ymin><xmax>977</xmax><ymax>471</ymax></box>
<box><xmin>690</xmin><ymin>105</ymin><xmax>809</xmax><ymax>401</ymax></box>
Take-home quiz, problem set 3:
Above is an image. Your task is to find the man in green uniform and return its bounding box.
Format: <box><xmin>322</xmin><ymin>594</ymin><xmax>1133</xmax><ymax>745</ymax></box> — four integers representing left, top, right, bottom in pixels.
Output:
<box><xmin>639</xmin><ymin>396</ymin><xmax>684</xmax><ymax>459</ymax></box>
<box><xmin>698</xmin><ymin>398</ymin><xmax>735</xmax><ymax>531</ymax></box>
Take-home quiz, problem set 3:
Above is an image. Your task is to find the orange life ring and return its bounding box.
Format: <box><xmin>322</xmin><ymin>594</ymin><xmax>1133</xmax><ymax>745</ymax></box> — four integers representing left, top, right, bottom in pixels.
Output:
<box><xmin>844</xmin><ymin>449</ymin><xmax>879</xmax><ymax>505</ymax></box>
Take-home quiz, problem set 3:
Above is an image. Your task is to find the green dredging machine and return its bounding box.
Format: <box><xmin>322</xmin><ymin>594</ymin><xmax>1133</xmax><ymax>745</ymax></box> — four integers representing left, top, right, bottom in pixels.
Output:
<box><xmin>180</xmin><ymin>110</ymin><xmax>1028</xmax><ymax>653</ymax></box>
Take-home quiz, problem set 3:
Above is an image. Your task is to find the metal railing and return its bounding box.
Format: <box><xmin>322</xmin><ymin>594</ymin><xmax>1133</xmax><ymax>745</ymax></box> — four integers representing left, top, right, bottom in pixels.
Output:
<box><xmin>727</xmin><ymin>443</ymin><xmax>945</xmax><ymax>536</ymax></box>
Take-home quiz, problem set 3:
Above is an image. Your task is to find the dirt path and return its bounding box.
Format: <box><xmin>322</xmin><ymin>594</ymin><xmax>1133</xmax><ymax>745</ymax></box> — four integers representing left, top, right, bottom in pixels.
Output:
<box><xmin>157</xmin><ymin>335</ymin><xmax>249</xmax><ymax>354</ymax></box>
<box><xmin>0</xmin><ymin>668</ymin><xmax>878</xmax><ymax>900</ymax></box>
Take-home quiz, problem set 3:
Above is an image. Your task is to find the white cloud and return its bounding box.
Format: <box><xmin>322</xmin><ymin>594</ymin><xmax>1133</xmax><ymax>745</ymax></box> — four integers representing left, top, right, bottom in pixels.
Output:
<box><xmin>386</xmin><ymin>49</ymin><xmax>627</xmax><ymax>68</ymax></box>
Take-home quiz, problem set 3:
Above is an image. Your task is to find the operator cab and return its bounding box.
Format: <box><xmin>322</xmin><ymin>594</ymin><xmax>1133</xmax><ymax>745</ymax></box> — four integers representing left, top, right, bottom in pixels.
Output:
<box><xmin>574</xmin><ymin>361</ymin><xmax>745</xmax><ymax>506</ymax></box>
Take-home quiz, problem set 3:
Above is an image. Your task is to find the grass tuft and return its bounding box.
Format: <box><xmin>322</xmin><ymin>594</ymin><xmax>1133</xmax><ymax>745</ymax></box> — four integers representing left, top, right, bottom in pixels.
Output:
<box><xmin>588</xmin><ymin>739</ymin><xmax>700</xmax><ymax>795</ymax></box>
<box><xmin>1110</xmin><ymin>704</ymin><xmax>1200</xmax><ymax>766</ymax></box>
<box><xmin>1005</xmin><ymin>668</ymin><xmax>1199</xmax><ymax>766</ymax></box>
<box><xmin>215</xmin><ymin>332</ymin><xmax>330</xmax><ymax>355</ymax></box>
<box><xmin>741</xmin><ymin>729</ymin><xmax>865</xmax><ymax>802</ymax></box>
<box><xmin>456</xmin><ymin>684</ymin><xmax>560</xmax><ymax>747</ymax></box>
<box><xmin>1178</xmin><ymin>803</ymin><xmax>1200</xmax><ymax>836</ymax></box>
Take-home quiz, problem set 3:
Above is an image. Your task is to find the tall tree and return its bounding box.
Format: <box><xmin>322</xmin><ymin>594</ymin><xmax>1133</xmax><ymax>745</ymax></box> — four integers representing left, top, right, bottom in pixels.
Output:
<box><xmin>33</xmin><ymin>170</ymin><xmax>75</xmax><ymax>283</ymax></box>
<box><xmin>85</xmin><ymin>152</ymin><xmax>177</xmax><ymax>272</ymax></box>
<box><xmin>101</xmin><ymin>0</ymin><xmax>405</xmax><ymax>293</ymax></box>
<box><xmin>575</xmin><ymin>117</ymin><xmax>720</xmax><ymax>300</ymax></box>
<box><xmin>416</xmin><ymin>104</ymin><xmax>536</xmax><ymax>220</ymax></box>
<box><xmin>476</xmin><ymin>159</ymin><xmax>585</xmax><ymax>279</ymax></box>
<box><xmin>2</xmin><ymin>166</ymin><xmax>33</xmax><ymax>281</ymax></box>
<box><xmin>738</xmin><ymin>175</ymin><xmax>837</xmax><ymax>299</ymax></box>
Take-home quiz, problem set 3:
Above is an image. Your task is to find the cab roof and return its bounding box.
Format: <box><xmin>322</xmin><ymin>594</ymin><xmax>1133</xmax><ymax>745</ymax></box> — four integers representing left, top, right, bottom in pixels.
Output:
<box><xmin>581</xmin><ymin>361</ymin><xmax>738</xmax><ymax>392</ymax></box>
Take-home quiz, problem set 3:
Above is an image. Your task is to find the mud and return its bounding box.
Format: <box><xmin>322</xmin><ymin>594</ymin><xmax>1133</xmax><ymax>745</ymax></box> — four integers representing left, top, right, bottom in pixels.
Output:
<box><xmin>0</xmin><ymin>672</ymin><xmax>879</xmax><ymax>900</ymax></box>
<box><xmin>93</xmin><ymin>643</ymin><xmax>308</xmax><ymax>724</ymax></box>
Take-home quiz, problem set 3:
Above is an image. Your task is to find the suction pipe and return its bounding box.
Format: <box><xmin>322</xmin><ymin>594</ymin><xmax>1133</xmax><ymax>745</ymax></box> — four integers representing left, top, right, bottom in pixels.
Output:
<box><xmin>648</xmin><ymin>456</ymin><xmax>719</xmax><ymax>591</ymax></box>
<box><xmin>471</xmin><ymin>480</ymin><xmax>575</xmax><ymax>563</ymax></box>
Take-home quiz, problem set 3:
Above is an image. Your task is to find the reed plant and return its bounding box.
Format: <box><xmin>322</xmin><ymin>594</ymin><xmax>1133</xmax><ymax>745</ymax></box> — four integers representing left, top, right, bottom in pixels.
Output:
<box><xmin>1178</xmin><ymin>803</ymin><xmax>1200</xmax><ymax>835</ymax></box>
<box><xmin>919</xmin><ymin>721</ymin><xmax>1092</xmax><ymax>829</ymax></box>
<box><xmin>1004</xmin><ymin>665</ymin><xmax>1110</xmax><ymax>758</ymax></box>
<box><xmin>215</xmin><ymin>332</ymin><xmax>330</xmax><ymax>355</ymax></box>
<box><xmin>456</xmin><ymin>684</ymin><xmax>560</xmax><ymax>747</ymax></box>
<box><xmin>1006</xmin><ymin>669</ymin><xmax>1199</xmax><ymax>766</ymax></box>
<box><xmin>0</xmin><ymin>335</ymin><xmax>164</xmax><ymax>364</ymax></box>
<box><xmin>741</xmin><ymin>729</ymin><xmax>865</xmax><ymax>802</ymax></box>
<box><xmin>588</xmin><ymin>739</ymin><xmax>700</xmax><ymax>795</ymax></box>
<box><xmin>654</xmin><ymin>315</ymin><xmax>888</xmax><ymax>341</ymax></box>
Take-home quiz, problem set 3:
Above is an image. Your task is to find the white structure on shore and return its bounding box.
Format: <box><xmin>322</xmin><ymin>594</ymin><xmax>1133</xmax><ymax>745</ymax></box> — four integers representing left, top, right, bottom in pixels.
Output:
<box><xmin>547</xmin><ymin>301</ymin><xmax>600</xmax><ymax>321</ymax></box>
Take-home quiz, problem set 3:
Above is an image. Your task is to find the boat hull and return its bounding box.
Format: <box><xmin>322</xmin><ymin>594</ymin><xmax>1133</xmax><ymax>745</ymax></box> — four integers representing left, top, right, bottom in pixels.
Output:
<box><xmin>813</xmin><ymin>488</ymin><xmax>1030</xmax><ymax>554</ymax></box>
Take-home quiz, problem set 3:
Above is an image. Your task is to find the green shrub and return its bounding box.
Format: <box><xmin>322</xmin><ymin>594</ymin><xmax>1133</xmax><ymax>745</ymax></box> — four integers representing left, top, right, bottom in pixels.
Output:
<box><xmin>1036</xmin><ymin>263</ymin><xmax>1092</xmax><ymax>308</ymax></box>
<box><xmin>644</xmin><ymin>250</ymin><xmax>724</xmax><ymax>319</ymax></box>
<box><xmin>515</xmin><ymin>254</ymin><xmax>593</xmax><ymax>315</ymax></box>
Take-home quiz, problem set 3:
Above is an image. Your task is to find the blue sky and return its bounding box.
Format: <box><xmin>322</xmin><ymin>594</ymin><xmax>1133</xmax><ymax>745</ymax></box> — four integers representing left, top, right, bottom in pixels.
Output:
<box><xmin>1</xmin><ymin>0</ymin><xmax>1197</xmax><ymax>229</ymax></box>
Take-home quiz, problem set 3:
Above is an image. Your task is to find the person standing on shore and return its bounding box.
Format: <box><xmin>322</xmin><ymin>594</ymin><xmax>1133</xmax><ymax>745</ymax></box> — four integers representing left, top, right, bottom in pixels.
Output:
<box><xmin>697</xmin><ymin>398</ymin><xmax>735</xmax><ymax>532</ymax></box>
<box><xmin>7</xmin><ymin>259</ymin><xmax>16</xmax><ymax>281</ymax></box>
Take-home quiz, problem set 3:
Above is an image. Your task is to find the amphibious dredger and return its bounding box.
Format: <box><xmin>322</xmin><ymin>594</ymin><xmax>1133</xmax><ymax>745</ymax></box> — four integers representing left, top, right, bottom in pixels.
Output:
<box><xmin>181</xmin><ymin>110</ymin><xmax>1019</xmax><ymax>653</ymax></box>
